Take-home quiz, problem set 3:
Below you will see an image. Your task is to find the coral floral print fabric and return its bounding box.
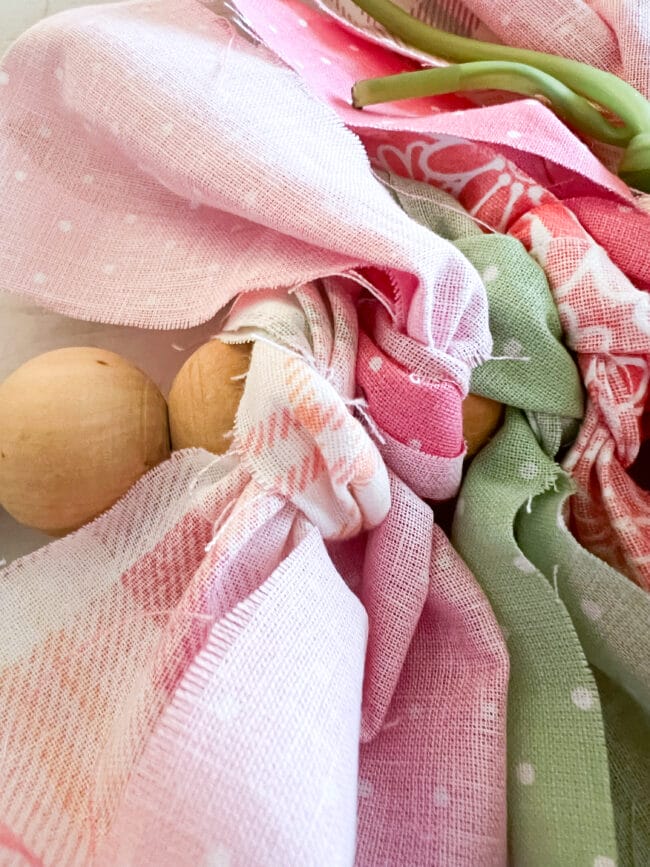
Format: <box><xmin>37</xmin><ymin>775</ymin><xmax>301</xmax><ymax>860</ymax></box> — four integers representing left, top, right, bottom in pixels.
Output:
<box><xmin>241</xmin><ymin>0</ymin><xmax>650</xmax><ymax>588</ymax></box>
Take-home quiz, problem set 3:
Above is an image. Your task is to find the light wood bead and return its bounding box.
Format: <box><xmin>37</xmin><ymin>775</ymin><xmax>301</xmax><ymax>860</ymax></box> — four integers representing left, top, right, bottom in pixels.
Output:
<box><xmin>0</xmin><ymin>347</ymin><xmax>170</xmax><ymax>536</ymax></box>
<box><xmin>463</xmin><ymin>392</ymin><xmax>504</xmax><ymax>457</ymax></box>
<box><xmin>168</xmin><ymin>339</ymin><xmax>252</xmax><ymax>455</ymax></box>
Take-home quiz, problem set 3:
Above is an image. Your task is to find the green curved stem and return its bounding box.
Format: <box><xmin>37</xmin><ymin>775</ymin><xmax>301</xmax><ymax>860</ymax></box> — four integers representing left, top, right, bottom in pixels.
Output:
<box><xmin>352</xmin><ymin>61</ymin><xmax>632</xmax><ymax>146</ymax></box>
<box><xmin>348</xmin><ymin>0</ymin><xmax>650</xmax><ymax>135</ymax></box>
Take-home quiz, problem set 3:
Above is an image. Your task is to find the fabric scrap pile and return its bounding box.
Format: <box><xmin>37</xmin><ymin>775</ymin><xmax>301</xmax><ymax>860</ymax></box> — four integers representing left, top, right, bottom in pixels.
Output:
<box><xmin>0</xmin><ymin>0</ymin><xmax>648</xmax><ymax>864</ymax></box>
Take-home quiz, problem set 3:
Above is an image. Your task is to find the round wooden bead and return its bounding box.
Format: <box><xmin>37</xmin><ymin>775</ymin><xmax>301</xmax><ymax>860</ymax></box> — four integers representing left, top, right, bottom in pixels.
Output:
<box><xmin>463</xmin><ymin>392</ymin><xmax>504</xmax><ymax>457</ymax></box>
<box><xmin>168</xmin><ymin>339</ymin><xmax>252</xmax><ymax>455</ymax></box>
<box><xmin>0</xmin><ymin>347</ymin><xmax>170</xmax><ymax>536</ymax></box>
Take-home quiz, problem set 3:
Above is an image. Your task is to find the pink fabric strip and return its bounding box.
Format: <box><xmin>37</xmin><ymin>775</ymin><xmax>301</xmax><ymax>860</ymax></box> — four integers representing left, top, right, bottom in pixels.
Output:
<box><xmin>236</xmin><ymin>0</ymin><xmax>632</xmax><ymax>200</ymax></box>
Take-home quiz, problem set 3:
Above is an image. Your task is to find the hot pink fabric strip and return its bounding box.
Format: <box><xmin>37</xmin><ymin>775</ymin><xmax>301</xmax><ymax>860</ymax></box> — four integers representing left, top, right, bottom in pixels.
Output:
<box><xmin>236</xmin><ymin>0</ymin><xmax>633</xmax><ymax>200</ymax></box>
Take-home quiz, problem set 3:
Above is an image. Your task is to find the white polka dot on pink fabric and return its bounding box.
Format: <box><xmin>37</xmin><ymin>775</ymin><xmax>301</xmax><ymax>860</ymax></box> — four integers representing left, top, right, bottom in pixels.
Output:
<box><xmin>38</xmin><ymin>125</ymin><xmax>52</xmax><ymax>140</ymax></box>
<box><xmin>297</xmin><ymin>17</ymin><xmax>308</xmax><ymax>26</ymax></box>
<box><xmin>82</xmin><ymin>174</ymin><xmax>94</xmax><ymax>185</ymax></box>
<box><xmin>320</xmin><ymin>56</ymin><xmax>332</xmax><ymax>65</ymax></box>
<box><xmin>433</xmin><ymin>786</ymin><xmax>449</xmax><ymax>806</ymax></box>
<box><xmin>409</xmin><ymin>438</ymin><xmax>422</xmax><ymax>451</ymax></box>
<box><xmin>102</xmin><ymin>263</ymin><xmax>115</xmax><ymax>275</ymax></box>
<box><xmin>14</xmin><ymin>170</ymin><xmax>27</xmax><ymax>182</ymax></box>
<box><xmin>482</xmin><ymin>701</ymin><xmax>497</xmax><ymax>721</ymax></box>
<box><xmin>206</xmin><ymin>844</ymin><xmax>232</xmax><ymax>867</ymax></box>
<box><xmin>507</xmin><ymin>130</ymin><xmax>522</xmax><ymax>139</ymax></box>
<box><xmin>124</xmin><ymin>213</ymin><xmax>137</xmax><ymax>225</ymax></box>
<box><xmin>358</xmin><ymin>778</ymin><xmax>374</xmax><ymax>799</ymax></box>
<box><xmin>161</xmin><ymin>121</ymin><xmax>174</xmax><ymax>138</ymax></box>
<box><xmin>368</xmin><ymin>356</ymin><xmax>383</xmax><ymax>373</ymax></box>
<box><xmin>0</xmin><ymin>70</ymin><xmax>9</xmax><ymax>86</ymax></box>
<box><xmin>58</xmin><ymin>221</ymin><xmax>72</xmax><ymax>233</ymax></box>
<box><xmin>33</xmin><ymin>272</ymin><xmax>47</xmax><ymax>285</ymax></box>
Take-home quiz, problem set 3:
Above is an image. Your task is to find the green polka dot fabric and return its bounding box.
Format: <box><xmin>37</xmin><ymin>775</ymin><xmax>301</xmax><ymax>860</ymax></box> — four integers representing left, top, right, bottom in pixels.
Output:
<box><xmin>388</xmin><ymin>174</ymin><xmax>627</xmax><ymax>865</ymax></box>
<box><xmin>517</xmin><ymin>475</ymin><xmax>650</xmax><ymax>865</ymax></box>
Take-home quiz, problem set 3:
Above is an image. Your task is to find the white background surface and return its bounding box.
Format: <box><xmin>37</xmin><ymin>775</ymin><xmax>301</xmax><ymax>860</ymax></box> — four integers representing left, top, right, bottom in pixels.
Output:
<box><xmin>0</xmin><ymin>0</ymin><xmax>221</xmax><ymax>563</ymax></box>
<box><xmin>1</xmin><ymin>0</ymin><xmax>109</xmax><ymax>58</ymax></box>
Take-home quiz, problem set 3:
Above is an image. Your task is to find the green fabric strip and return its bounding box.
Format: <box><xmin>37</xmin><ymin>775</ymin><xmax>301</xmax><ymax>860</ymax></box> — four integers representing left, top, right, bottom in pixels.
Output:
<box><xmin>517</xmin><ymin>473</ymin><xmax>650</xmax><ymax>863</ymax></box>
<box><xmin>452</xmin><ymin>410</ymin><xmax>617</xmax><ymax>866</ymax></box>
<box><xmin>388</xmin><ymin>173</ymin><xmax>619</xmax><ymax>865</ymax></box>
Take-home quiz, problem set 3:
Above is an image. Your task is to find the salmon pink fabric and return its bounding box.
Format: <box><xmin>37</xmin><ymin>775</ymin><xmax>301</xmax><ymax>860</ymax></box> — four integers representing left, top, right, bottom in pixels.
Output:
<box><xmin>316</xmin><ymin>0</ymin><xmax>650</xmax><ymax>98</ymax></box>
<box><xmin>237</xmin><ymin>0</ymin><xmax>633</xmax><ymax>201</ymax></box>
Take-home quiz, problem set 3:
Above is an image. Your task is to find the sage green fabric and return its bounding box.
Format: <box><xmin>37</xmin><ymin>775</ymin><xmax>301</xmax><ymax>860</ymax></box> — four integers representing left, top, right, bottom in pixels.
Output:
<box><xmin>453</xmin><ymin>411</ymin><xmax>617</xmax><ymax>866</ymax></box>
<box><xmin>389</xmin><ymin>174</ymin><xmax>621</xmax><ymax>865</ymax></box>
<box><xmin>517</xmin><ymin>472</ymin><xmax>650</xmax><ymax>864</ymax></box>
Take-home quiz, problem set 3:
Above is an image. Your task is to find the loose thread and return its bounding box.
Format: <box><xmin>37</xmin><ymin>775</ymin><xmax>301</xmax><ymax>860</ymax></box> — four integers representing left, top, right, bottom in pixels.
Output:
<box><xmin>526</xmin><ymin>495</ymin><xmax>533</xmax><ymax>514</ymax></box>
<box><xmin>187</xmin><ymin>454</ymin><xmax>227</xmax><ymax>494</ymax></box>
<box><xmin>345</xmin><ymin>396</ymin><xmax>387</xmax><ymax>445</ymax></box>
<box><xmin>203</xmin><ymin>491</ymin><xmax>267</xmax><ymax>554</ymax></box>
<box><xmin>222</xmin><ymin>1</ymin><xmax>260</xmax><ymax>43</ymax></box>
<box><xmin>552</xmin><ymin>564</ymin><xmax>560</xmax><ymax>602</ymax></box>
<box><xmin>204</xmin><ymin>497</ymin><xmax>238</xmax><ymax>553</ymax></box>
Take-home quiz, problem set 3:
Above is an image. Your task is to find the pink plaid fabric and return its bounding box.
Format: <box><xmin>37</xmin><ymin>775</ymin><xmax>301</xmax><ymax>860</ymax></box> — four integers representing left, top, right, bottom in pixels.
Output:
<box><xmin>0</xmin><ymin>4</ymin><xmax>513</xmax><ymax>863</ymax></box>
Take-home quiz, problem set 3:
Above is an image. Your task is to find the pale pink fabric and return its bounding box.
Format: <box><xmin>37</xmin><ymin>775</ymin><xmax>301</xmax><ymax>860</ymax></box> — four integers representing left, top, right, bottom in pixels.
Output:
<box><xmin>0</xmin><ymin>1</ymin><xmax>519</xmax><ymax>862</ymax></box>
<box><xmin>0</xmin><ymin>0</ymin><xmax>489</xmax><ymax>367</ymax></box>
<box><xmin>0</xmin><ymin>280</ymin><xmax>509</xmax><ymax>865</ymax></box>
<box><xmin>94</xmin><ymin>474</ymin><xmax>508</xmax><ymax>867</ymax></box>
<box><xmin>0</xmin><ymin>0</ymin><xmax>493</xmax><ymax>513</ymax></box>
<box><xmin>316</xmin><ymin>0</ymin><xmax>650</xmax><ymax>102</ymax></box>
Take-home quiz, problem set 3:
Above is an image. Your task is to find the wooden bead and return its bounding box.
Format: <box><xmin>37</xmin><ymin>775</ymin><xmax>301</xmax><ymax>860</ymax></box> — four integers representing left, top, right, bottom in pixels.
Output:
<box><xmin>463</xmin><ymin>392</ymin><xmax>504</xmax><ymax>457</ymax></box>
<box><xmin>168</xmin><ymin>339</ymin><xmax>252</xmax><ymax>455</ymax></box>
<box><xmin>0</xmin><ymin>347</ymin><xmax>170</xmax><ymax>536</ymax></box>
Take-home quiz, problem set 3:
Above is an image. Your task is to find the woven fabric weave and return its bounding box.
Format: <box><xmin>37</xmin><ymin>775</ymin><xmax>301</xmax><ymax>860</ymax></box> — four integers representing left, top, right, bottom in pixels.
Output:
<box><xmin>388</xmin><ymin>175</ymin><xmax>616</xmax><ymax>865</ymax></box>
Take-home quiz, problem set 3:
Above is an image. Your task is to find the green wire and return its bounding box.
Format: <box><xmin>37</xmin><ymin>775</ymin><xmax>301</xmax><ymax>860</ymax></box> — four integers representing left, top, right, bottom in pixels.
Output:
<box><xmin>348</xmin><ymin>0</ymin><xmax>650</xmax><ymax>191</ymax></box>
<box><xmin>347</xmin><ymin>0</ymin><xmax>650</xmax><ymax>135</ymax></box>
<box><xmin>352</xmin><ymin>62</ymin><xmax>632</xmax><ymax>147</ymax></box>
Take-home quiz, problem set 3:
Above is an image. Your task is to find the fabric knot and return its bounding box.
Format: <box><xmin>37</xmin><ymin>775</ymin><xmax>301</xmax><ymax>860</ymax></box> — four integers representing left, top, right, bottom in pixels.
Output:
<box><xmin>222</xmin><ymin>283</ymin><xmax>390</xmax><ymax>539</ymax></box>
